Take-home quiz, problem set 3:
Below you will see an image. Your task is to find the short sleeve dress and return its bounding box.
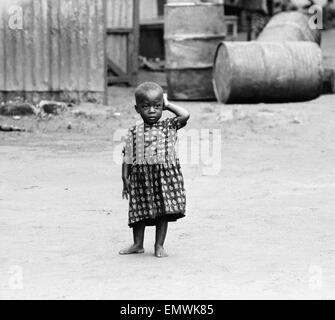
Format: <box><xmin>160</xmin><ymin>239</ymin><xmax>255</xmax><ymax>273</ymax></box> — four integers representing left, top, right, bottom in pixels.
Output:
<box><xmin>122</xmin><ymin>117</ymin><xmax>186</xmax><ymax>227</ymax></box>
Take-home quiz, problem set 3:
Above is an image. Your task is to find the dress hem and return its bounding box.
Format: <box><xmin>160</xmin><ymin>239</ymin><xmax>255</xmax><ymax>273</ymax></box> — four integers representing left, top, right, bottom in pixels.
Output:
<box><xmin>128</xmin><ymin>212</ymin><xmax>185</xmax><ymax>228</ymax></box>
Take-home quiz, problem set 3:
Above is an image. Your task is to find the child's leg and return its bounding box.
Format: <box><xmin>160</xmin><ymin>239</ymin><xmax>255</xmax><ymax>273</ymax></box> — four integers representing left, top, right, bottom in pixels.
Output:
<box><xmin>119</xmin><ymin>221</ymin><xmax>145</xmax><ymax>255</ymax></box>
<box><xmin>155</xmin><ymin>217</ymin><xmax>168</xmax><ymax>258</ymax></box>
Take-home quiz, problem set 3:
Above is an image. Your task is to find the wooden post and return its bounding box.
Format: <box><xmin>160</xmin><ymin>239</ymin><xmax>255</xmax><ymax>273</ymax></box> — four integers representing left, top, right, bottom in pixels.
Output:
<box><xmin>132</xmin><ymin>0</ymin><xmax>140</xmax><ymax>86</ymax></box>
<box><xmin>103</xmin><ymin>0</ymin><xmax>108</xmax><ymax>105</ymax></box>
<box><xmin>247</xmin><ymin>13</ymin><xmax>252</xmax><ymax>41</ymax></box>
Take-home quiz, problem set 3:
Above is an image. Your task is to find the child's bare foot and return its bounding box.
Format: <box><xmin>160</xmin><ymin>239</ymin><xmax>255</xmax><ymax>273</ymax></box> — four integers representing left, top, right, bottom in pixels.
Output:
<box><xmin>155</xmin><ymin>245</ymin><xmax>168</xmax><ymax>258</ymax></box>
<box><xmin>119</xmin><ymin>244</ymin><xmax>144</xmax><ymax>255</ymax></box>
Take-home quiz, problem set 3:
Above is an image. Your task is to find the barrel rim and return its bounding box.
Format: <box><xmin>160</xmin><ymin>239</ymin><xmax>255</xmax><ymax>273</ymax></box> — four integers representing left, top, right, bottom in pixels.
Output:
<box><xmin>164</xmin><ymin>34</ymin><xmax>226</xmax><ymax>41</ymax></box>
<box><xmin>165</xmin><ymin>66</ymin><xmax>213</xmax><ymax>71</ymax></box>
<box><xmin>164</xmin><ymin>3</ymin><xmax>225</xmax><ymax>8</ymax></box>
<box><xmin>212</xmin><ymin>41</ymin><xmax>232</xmax><ymax>104</ymax></box>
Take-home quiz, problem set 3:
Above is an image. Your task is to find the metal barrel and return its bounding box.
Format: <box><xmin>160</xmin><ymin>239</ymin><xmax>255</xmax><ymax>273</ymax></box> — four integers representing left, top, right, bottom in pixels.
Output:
<box><xmin>213</xmin><ymin>41</ymin><xmax>323</xmax><ymax>104</ymax></box>
<box><xmin>165</xmin><ymin>2</ymin><xmax>226</xmax><ymax>100</ymax></box>
<box><xmin>257</xmin><ymin>11</ymin><xmax>321</xmax><ymax>45</ymax></box>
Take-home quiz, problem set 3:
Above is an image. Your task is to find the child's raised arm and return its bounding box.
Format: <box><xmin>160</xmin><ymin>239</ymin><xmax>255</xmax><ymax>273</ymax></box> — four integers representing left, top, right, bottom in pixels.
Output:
<box><xmin>163</xmin><ymin>94</ymin><xmax>190</xmax><ymax>129</ymax></box>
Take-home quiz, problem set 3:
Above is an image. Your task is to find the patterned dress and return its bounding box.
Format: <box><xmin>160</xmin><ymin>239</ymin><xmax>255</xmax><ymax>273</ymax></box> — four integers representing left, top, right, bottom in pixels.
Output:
<box><xmin>122</xmin><ymin>117</ymin><xmax>186</xmax><ymax>227</ymax></box>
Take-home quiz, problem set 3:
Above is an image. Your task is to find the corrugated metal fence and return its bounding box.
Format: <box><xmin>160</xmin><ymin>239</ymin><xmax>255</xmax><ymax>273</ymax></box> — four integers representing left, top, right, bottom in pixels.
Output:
<box><xmin>0</xmin><ymin>0</ymin><xmax>106</xmax><ymax>104</ymax></box>
<box><xmin>106</xmin><ymin>0</ymin><xmax>139</xmax><ymax>86</ymax></box>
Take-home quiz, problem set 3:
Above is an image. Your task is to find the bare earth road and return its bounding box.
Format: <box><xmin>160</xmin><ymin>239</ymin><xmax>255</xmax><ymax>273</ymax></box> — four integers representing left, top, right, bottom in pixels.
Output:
<box><xmin>1</xmin><ymin>30</ymin><xmax>335</xmax><ymax>300</ymax></box>
<box><xmin>1</xmin><ymin>91</ymin><xmax>335</xmax><ymax>300</ymax></box>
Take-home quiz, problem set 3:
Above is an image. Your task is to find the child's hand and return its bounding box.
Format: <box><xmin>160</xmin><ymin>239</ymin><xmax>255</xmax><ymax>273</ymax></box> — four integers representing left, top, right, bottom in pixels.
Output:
<box><xmin>122</xmin><ymin>178</ymin><xmax>131</xmax><ymax>200</ymax></box>
<box><xmin>163</xmin><ymin>93</ymin><xmax>169</xmax><ymax>110</ymax></box>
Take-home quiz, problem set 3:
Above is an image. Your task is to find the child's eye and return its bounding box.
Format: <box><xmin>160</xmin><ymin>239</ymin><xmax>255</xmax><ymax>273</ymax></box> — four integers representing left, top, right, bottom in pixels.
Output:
<box><xmin>143</xmin><ymin>105</ymin><xmax>161</xmax><ymax>110</ymax></box>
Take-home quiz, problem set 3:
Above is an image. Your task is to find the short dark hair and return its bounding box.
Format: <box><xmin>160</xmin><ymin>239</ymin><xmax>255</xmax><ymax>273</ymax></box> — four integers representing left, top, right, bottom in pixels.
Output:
<box><xmin>135</xmin><ymin>82</ymin><xmax>163</xmax><ymax>104</ymax></box>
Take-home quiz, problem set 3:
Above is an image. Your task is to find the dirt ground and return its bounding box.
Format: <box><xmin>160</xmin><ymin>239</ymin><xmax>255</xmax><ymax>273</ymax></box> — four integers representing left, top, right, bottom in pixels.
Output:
<box><xmin>1</xmin><ymin>31</ymin><xmax>335</xmax><ymax>300</ymax></box>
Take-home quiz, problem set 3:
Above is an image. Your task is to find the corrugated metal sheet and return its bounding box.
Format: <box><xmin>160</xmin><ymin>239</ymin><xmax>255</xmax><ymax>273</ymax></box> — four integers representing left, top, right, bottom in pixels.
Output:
<box><xmin>140</xmin><ymin>0</ymin><xmax>158</xmax><ymax>21</ymax></box>
<box><xmin>106</xmin><ymin>0</ymin><xmax>133</xmax><ymax>28</ymax></box>
<box><xmin>106</xmin><ymin>34</ymin><xmax>128</xmax><ymax>72</ymax></box>
<box><xmin>0</xmin><ymin>0</ymin><xmax>105</xmax><ymax>103</ymax></box>
<box><xmin>106</xmin><ymin>0</ymin><xmax>135</xmax><ymax>76</ymax></box>
<box><xmin>167</xmin><ymin>0</ymin><xmax>224</xmax><ymax>3</ymax></box>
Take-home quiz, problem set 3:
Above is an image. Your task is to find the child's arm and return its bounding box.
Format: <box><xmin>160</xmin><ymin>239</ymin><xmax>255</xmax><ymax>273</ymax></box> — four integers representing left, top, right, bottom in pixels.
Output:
<box><xmin>164</xmin><ymin>94</ymin><xmax>190</xmax><ymax>129</ymax></box>
<box><xmin>122</xmin><ymin>162</ymin><xmax>132</xmax><ymax>199</ymax></box>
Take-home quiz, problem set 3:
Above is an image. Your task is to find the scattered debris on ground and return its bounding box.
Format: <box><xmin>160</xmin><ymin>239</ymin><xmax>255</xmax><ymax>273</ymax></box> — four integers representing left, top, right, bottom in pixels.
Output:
<box><xmin>139</xmin><ymin>56</ymin><xmax>165</xmax><ymax>72</ymax></box>
<box><xmin>38</xmin><ymin>100</ymin><xmax>68</xmax><ymax>115</ymax></box>
<box><xmin>0</xmin><ymin>102</ymin><xmax>36</xmax><ymax>116</ymax></box>
<box><xmin>0</xmin><ymin>124</ymin><xmax>26</xmax><ymax>132</ymax></box>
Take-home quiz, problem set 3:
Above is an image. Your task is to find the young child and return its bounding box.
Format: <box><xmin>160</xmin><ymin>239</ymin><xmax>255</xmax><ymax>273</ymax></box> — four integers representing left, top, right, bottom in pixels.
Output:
<box><xmin>120</xmin><ymin>82</ymin><xmax>190</xmax><ymax>258</ymax></box>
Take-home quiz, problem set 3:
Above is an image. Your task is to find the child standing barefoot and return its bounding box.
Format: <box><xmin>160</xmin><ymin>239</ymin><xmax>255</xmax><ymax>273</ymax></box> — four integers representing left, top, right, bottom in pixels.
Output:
<box><xmin>119</xmin><ymin>82</ymin><xmax>190</xmax><ymax>258</ymax></box>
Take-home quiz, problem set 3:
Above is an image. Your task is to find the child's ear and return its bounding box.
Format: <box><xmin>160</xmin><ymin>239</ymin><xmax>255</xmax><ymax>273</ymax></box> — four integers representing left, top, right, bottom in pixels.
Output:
<box><xmin>134</xmin><ymin>104</ymin><xmax>139</xmax><ymax>113</ymax></box>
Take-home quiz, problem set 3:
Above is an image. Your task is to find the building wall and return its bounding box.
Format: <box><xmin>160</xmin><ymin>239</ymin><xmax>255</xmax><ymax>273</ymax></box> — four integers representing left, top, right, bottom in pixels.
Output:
<box><xmin>106</xmin><ymin>0</ymin><xmax>139</xmax><ymax>85</ymax></box>
<box><xmin>0</xmin><ymin>0</ymin><xmax>105</xmax><ymax>103</ymax></box>
<box><xmin>107</xmin><ymin>0</ymin><xmax>134</xmax><ymax>73</ymax></box>
<box><xmin>140</xmin><ymin>0</ymin><xmax>159</xmax><ymax>21</ymax></box>
<box><xmin>140</xmin><ymin>0</ymin><xmax>225</xmax><ymax>21</ymax></box>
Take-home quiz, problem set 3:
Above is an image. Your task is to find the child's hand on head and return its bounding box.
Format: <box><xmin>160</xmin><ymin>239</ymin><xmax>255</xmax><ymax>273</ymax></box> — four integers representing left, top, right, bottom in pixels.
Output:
<box><xmin>163</xmin><ymin>93</ymin><xmax>169</xmax><ymax>110</ymax></box>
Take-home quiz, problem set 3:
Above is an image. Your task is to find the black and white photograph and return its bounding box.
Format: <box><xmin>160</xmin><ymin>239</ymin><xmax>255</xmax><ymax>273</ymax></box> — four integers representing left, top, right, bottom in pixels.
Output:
<box><xmin>1</xmin><ymin>0</ymin><xmax>335</xmax><ymax>303</ymax></box>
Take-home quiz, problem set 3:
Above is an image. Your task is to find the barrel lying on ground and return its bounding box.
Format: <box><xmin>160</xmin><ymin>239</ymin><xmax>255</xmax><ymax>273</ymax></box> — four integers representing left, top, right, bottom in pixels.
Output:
<box><xmin>165</xmin><ymin>2</ymin><xmax>225</xmax><ymax>100</ymax></box>
<box><xmin>213</xmin><ymin>41</ymin><xmax>323</xmax><ymax>104</ymax></box>
<box><xmin>257</xmin><ymin>11</ymin><xmax>321</xmax><ymax>45</ymax></box>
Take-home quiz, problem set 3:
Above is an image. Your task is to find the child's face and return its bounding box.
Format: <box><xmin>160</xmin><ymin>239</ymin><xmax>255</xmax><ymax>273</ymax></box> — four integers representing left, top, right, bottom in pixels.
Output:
<box><xmin>135</xmin><ymin>90</ymin><xmax>163</xmax><ymax>125</ymax></box>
